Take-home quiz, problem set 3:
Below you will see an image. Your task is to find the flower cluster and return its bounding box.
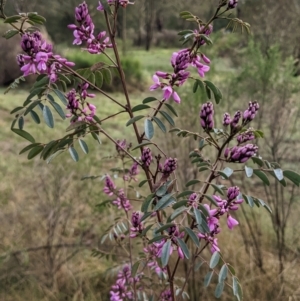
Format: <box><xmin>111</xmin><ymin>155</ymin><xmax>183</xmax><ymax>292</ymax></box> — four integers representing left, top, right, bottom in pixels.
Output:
<box><xmin>225</xmin><ymin>144</ymin><xmax>258</xmax><ymax>163</ymax></box>
<box><xmin>197</xmin><ymin>186</ymin><xmax>243</xmax><ymax>253</ymax></box>
<box><xmin>17</xmin><ymin>31</ymin><xmax>74</xmax><ymax>82</ymax></box>
<box><xmin>162</xmin><ymin>157</ymin><xmax>177</xmax><ymax>177</ymax></box>
<box><xmin>104</xmin><ymin>175</ymin><xmax>117</xmax><ymax>196</ymax></box>
<box><xmin>109</xmin><ymin>264</ymin><xmax>142</xmax><ymax>301</ymax></box>
<box><xmin>112</xmin><ymin>189</ymin><xmax>132</xmax><ymax>211</ymax></box>
<box><xmin>66</xmin><ymin>83</ymin><xmax>96</xmax><ymax>123</ymax></box>
<box><xmin>124</xmin><ymin>162</ymin><xmax>139</xmax><ymax>182</ymax></box>
<box><xmin>242</xmin><ymin>101</ymin><xmax>259</xmax><ymax>124</ymax></box>
<box><xmin>97</xmin><ymin>0</ymin><xmax>134</xmax><ymax>11</ymax></box>
<box><xmin>150</xmin><ymin>48</ymin><xmax>210</xmax><ymax>103</ymax></box>
<box><xmin>223</xmin><ymin>112</ymin><xmax>231</xmax><ymax>126</ymax></box>
<box><xmin>141</xmin><ymin>147</ymin><xmax>152</xmax><ymax>167</ymax></box>
<box><xmin>200</xmin><ymin>102</ymin><xmax>214</xmax><ymax>131</ymax></box>
<box><xmin>68</xmin><ymin>2</ymin><xmax>112</xmax><ymax>54</ymax></box>
<box><xmin>130</xmin><ymin>211</ymin><xmax>144</xmax><ymax>238</ymax></box>
<box><xmin>237</xmin><ymin>130</ymin><xmax>255</xmax><ymax>144</ymax></box>
<box><xmin>160</xmin><ymin>289</ymin><xmax>172</xmax><ymax>301</ymax></box>
<box><xmin>194</xmin><ymin>24</ymin><xmax>214</xmax><ymax>46</ymax></box>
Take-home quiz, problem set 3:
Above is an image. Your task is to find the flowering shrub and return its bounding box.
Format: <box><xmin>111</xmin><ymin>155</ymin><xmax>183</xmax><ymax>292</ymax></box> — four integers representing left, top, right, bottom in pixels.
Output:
<box><xmin>2</xmin><ymin>0</ymin><xmax>300</xmax><ymax>300</ymax></box>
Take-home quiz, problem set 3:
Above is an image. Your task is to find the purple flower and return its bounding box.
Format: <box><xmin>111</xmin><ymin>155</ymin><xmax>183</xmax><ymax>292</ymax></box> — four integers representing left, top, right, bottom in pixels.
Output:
<box><xmin>130</xmin><ymin>211</ymin><xmax>144</xmax><ymax>238</ymax></box>
<box><xmin>162</xmin><ymin>86</ymin><xmax>181</xmax><ymax>103</ymax></box>
<box><xmin>237</xmin><ymin>130</ymin><xmax>255</xmax><ymax>144</ymax></box>
<box><xmin>231</xmin><ymin>111</ymin><xmax>241</xmax><ymax>130</ymax></box>
<box><xmin>228</xmin><ymin>0</ymin><xmax>238</xmax><ymax>9</ymax></box>
<box><xmin>203</xmin><ymin>204</ymin><xmax>219</xmax><ymax>231</ymax></box>
<box><xmin>223</xmin><ymin>112</ymin><xmax>231</xmax><ymax>126</ymax></box>
<box><xmin>112</xmin><ymin>189</ymin><xmax>132</xmax><ymax>211</ymax></box>
<box><xmin>226</xmin><ymin>144</ymin><xmax>258</xmax><ymax>163</ymax></box>
<box><xmin>243</xmin><ymin>101</ymin><xmax>259</xmax><ymax>124</ymax></box>
<box><xmin>227</xmin><ymin>186</ymin><xmax>240</xmax><ymax>201</ymax></box>
<box><xmin>188</xmin><ymin>192</ymin><xmax>198</xmax><ymax>207</ymax></box>
<box><xmin>227</xmin><ymin>215</ymin><xmax>239</xmax><ymax>229</ymax></box>
<box><xmin>160</xmin><ymin>289</ymin><xmax>172</xmax><ymax>301</ymax></box>
<box><xmin>103</xmin><ymin>175</ymin><xmax>116</xmax><ymax>196</ymax></box>
<box><xmin>162</xmin><ymin>157</ymin><xmax>177</xmax><ymax>176</ymax></box>
<box><xmin>200</xmin><ymin>102</ymin><xmax>214</xmax><ymax>131</ymax></box>
<box><xmin>141</xmin><ymin>147</ymin><xmax>152</xmax><ymax>167</ymax></box>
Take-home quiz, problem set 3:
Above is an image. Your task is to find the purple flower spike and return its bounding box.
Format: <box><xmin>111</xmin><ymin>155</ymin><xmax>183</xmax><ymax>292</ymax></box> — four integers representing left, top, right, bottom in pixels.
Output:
<box><xmin>227</xmin><ymin>186</ymin><xmax>240</xmax><ymax>201</ymax></box>
<box><xmin>223</xmin><ymin>112</ymin><xmax>231</xmax><ymax>126</ymax></box>
<box><xmin>141</xmin><ymin>147</ymin><xmax>152</xmax><ymax>167</ymax></box>
<box><xmin>227</xmin><ymin>144</ymin><xmax>258</xmax><ymax>163</ymax></box>
<box><xmin>200</xmin><ymin>102</ymin><xmax>214</xmax><ymax>131</ymax></box>
<box><xmin>228</xmin><ymin>0</ymin><xmax>238</xmax><ymax>9</ymax></box>
<box><xmin>237</xmin><ymin>130</ymin><xmax>255</xmax><ymax>144</ymax></box>
<box><xmin>162</xmin><ymin>157</ymin><xmax>177</xmax><ymax>176</ymax></box>
<box><xmin>112</xmin><ymin>189</ymin><xmax>132</xmax><ymax>211</ymax></box>
<box><xmin>230</xmin><ymin>111</ymin><xmax>241</xmax><ymax>129</ymax></box>
<box><xmin>130</xmin><ymin>211</ymin><xmax>144</xmax><ymax>238</ymax></box>
<box><xmin>243</xmin><ymin>101</ymin><xmax>259</xmax><ymax>124</ymax></box>
<box><xmin>103</xmin><ymin>175</ymin><xmax>116</xmax><ymax>196</ymax></box>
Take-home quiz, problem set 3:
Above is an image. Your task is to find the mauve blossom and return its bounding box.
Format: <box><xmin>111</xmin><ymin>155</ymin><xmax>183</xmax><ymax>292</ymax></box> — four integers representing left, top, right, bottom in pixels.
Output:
<box><xmin>227</xmin><ymin>215</ymin><xmax>239</xmax><ymax>229</ymax></box>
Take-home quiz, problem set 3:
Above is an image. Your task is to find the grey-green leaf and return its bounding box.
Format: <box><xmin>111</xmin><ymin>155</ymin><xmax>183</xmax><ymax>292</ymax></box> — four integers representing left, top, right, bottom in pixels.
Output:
<box><xmin>209</xmin><ymin>252</ymin><xmax>220</xmax><ymax>269</ymax></box>
<box><xmin>176</xmin><ymin>237</ymin><xmax>190</xmax><ymax>259</ymax></box>
<box><xmin>184</xmin><ymin>227</ymin><xmax>200</xmax><ymax>247</ymax></box>
<box><xmin>153</xmin><ymin>116</ymin><xmax>166</xmax><ymax>133</ymax></box>
<box><xmin>214</xmin><ymin>281</ymin><xmax>225</xmax><ymax>298</ymax></box>
<box><xmin>218</xmin><ymin>264</ymin><xmax>228</xmax><ymax>282</ymax></box>
<box><xmin>43</xmin><ymin>105</ymin><xmax>54</xmax><ymax>128</ymax></box>
<box><xmin>79</xmin><ymin>139</ymin><xmax>89</xmax><ymax>154</ymax></box>
<box><xmin>245</xmin><ymin>166</ymin><xmax>253</xmax><ymax>177</ymax></box>
<box><xmin>69</xmin><ymin>147</ymin><xmax>79</xmax><ymax>162</ymax></box>
<box><xmin>161</xmin><ymin>240</ymin><xmax>171</xmax><ymax>267</ymax></box>
<box><xmin>145</xmin><ymin>119</ymin><xmax>154</xmax><ymax>139</ymax></box>
<box><xmin>204</xmin><ymin>271</ymin><xmax>214</xmax><ymax>287</ymax></box>
<box><xmin>253</xmin><ymin>169</ymin><xmax>270</xmax><ymax>186</ymax></box>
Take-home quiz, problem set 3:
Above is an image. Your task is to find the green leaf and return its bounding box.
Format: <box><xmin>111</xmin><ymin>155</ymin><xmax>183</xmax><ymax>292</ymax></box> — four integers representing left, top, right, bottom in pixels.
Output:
<box><xmin>274</xmin><ymin>168</ymin><xmax>284</xmax><ymax>181</ymax></box>
<box><xmin>43</xmin><ymin>105</ymin><xmax>54</xmax><ymax>128</ymax></box>
<box><xmin>28</xmin><ymin>14</ymin><xmax>46</xmax><ymax>24</ymax></box>
<box><xmin>159</xmin><ymin>111</ymin><xmax>175</xmax><ymax>126</ymax></box>
<box><xmin>154</xmin><ymin>194</ymin><xmax>175</xmax><ymax>211</ymax></box>
<box><xmin>161</xmin><ymin>240</ymin><xmax>171</xmax><ymax>267</ymax></box>
<box><xmin>214</xmin><ymin>282</ymin><xmax>225</xmax><ymax>298</ymax></box>
<box><xmin>245</xmin><ymin>166</ymin><xmax>253</xmax><ymax>178</ymax></box>
<box><xmin>243</xmin><ymin>194</ymin><xmax>254</xmax><ymax>207</ymax></box>
<box><xmin>142</xmin><ymin>97</ymin><xmax>157</xmax><ymax>104</ymax></box>
<box><xmin>204</xmin><ymin>195</ymin><xmax>218</xmax><ymax>207</ymax></box>
<box><xmin>49</xmin><ymin>101</ymin><xmax>66</xmax><ymax>120</ymax></box>
<box><xmin>155</xmin><ymin>223</ymin><xmax>176</xmax><ymax>234</ymax></box>
<box><xmin>169</xmin><ymin>207</ymin><xmax>187</xmax><ymax>221</ymax></box>
<box><xmin>131</xmin><ymin>104</ymin><xmax>150</xmax><ymax>112</ymax></box>
<box><xmin>18</xmin><ymin>116</ymin><xmax>24</xmax><ymax>130</ymax></box>
<box><xmin>12</xmin><ymin>129</ymin><xmax>35</xmax><ymax>143</ymax></box>
<box><xmin>10</xmin><ymin>106</ymin><xmax>24</xmax><ymax>114</ymax></box>
<box><xmin>283</xmin><ymin>170</ymin><xmax>300</xmax><ymax>186</ymax></box>
<box><xmin>156</xmin><ymin>182</ymin><xmax>170</xmax><ymax>197</ymax></box>
<box><xmin>41</xmin><ymin>140</ymin><xmax>58</xmax><ymax>160</ymax></box>
<box><xmin>251</xmin><ymin>156</ymin><xmax>264</xmax><ymax>166</ymax></box>
<box><xmin>138</xmin><ymin>180</ymin><xmax>148</xmax><ymax>187</ymax></box>
<box><xmin>153</xmin><ymin>116</ymin><xmax>166</xmax><ymax>133</ymax></box>
<box><xmin>3</xmin><ymin>15</ymin><xmax>21</xmax><ymax>23</ymax></box>
<box><xmin>186</xmin><ymin>179</ymin><xmax>200</xmax><ymax>187</ymax></box>
<box><xmin>204</xmin><ymin>81</ymin><xmax>222</xmax><ymax>104</ymax></box>
<box><xmin>172</xmin><ymin>200</ymin><xmax>188</xmax><ymax>209</ymax></box>
<box><xmin>79</xmin><ymin>139</ymin><xmax>89</xmax><ymax>154</ymax></box>
<box><xmin>194</xmin><ymin>207</ymin><xmax>202</xmax><ymax>229</ymax></box>
<box><xmin>204</xmin><ymin>271</ymin><xmax>214</xmax><ymax>287</ymax></box>
<box><xmin>27</xmin><ymin>145</ymin><xmax>44</xmax><ymax>160</ymax></box>
<box><xmin>95</xmin><ymin>70</ymin><xmax>103</xmax><ymax>88</ymax></box>
<box><xmin>53</xmin><ymin>89</ymin><xmax>68</xmax><ymax>105</ymax></box>
<box><xmin>211</xmin><ymin>184</ymin><xmax>225</xmax><ymax>196</ymax></box>
<box><xmin>141</xmin><ymin>194</ymin><xmax>155</xmax><ymax>213</ymax></box>
<box><xmin>164</xmin><ymin>103</ymin><xmax>178</xmax><ymax>117</ymax></box>
<box><xmin>209</xmin><ymin>252</ymin><xmax>220</xmax><ymax>269</ymax></box>
<box><xmin>131</xmin><ymin>261</ymin><xmax>140</xmax><ymax>277</ymax></box>
<box><xmin>144</xmin><ymin>119</ymin><xmax>154</xmax><ymax>139</ymax></box>
<box><xmin>140</xmin><ymin>212</ymin><xmax>153</xmax><ymax>222</ymax></box>
<box><xmin>176</xmin><ymin>237</ymin><xmax>190</xmax><ymax>259</ymax></box>
<box><xmin>218</xmin><ymin>264</ymin><xmax>228</xmax><ymax>282</ymax></box>
<box><xmin>19</xmin><ymin>143</ymin><xmax>42</xmax><ymax>155</ymax></box>
<box><xmin>3</xmin><ymin>29</ymin><xmax>19</xmax><ymax>39</ymax></box>
<box><xmin>184</xmin><ymin>227</ymin><xmax>200</xmax><ymax>247</ymax></box>
<box><xmin>253</xmin><ymin>169</ymin><xmax>270</xmax><ymax>186</ymax></box>
<box><xmin>66</xmin><ymin>121</ymin><xmax>86</xmax><ymax>132</ymax></box>
<box><xmin>30</xmin><ymin>110</ymin><xmax>40</xmax><ymax>124</ymax></box>
<box><xmin>69</xmin><ymin>147</ymin><xmax>79</xmax><ymax>162</ymax></box>
<box><xmin>126</xmin><ymin>115</ymin><xmax>144</xmax><ymax>126</ymax></box>
<box><xmin>148</xmin><ymin>235</ymin><xmax>167</xmax><ymax>244</ymax></box>
<box><xmin>46</xmin><ymin>149</ymin><xmax>64</xmax><ymax>164</ymax></box>
<box><xmin>193</xmin><ymin>80</ymin><xmax>198</xmax><ymax>93</ymax></box>
<box><xmin>222</xmin><ymin>167</ymin><xmax>233</xmax><ymax>178</ymax></box>
<box><xmin>233</xmin><ymin>276</ymin><xmax>239</xmax><ymax>296</ymax></box>
<box><xmin>102</xmin><ymin>68</ymin><xmax>112</xmax><ymax>85</ymax></box>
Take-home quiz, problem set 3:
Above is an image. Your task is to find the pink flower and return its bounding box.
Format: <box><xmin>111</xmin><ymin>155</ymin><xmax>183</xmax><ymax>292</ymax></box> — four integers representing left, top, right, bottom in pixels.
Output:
<box><xmin>35</xmin><ymin>51</ymin><xmax>49</xmax><ymax>72</ymax></box>
<box><xmin>227</xmin><ymin>215</ymin><xmax>239</xmax><ymax>230</ymax></box>
<box><xmin>162</xmin><ymin>86</ymin><xmax>181</xmax><ymax>103</ymax></box>
<box><xmin>150</xmin><ymin>74</ymin><xmax>161</xmax><ymax>91</ymax></box>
